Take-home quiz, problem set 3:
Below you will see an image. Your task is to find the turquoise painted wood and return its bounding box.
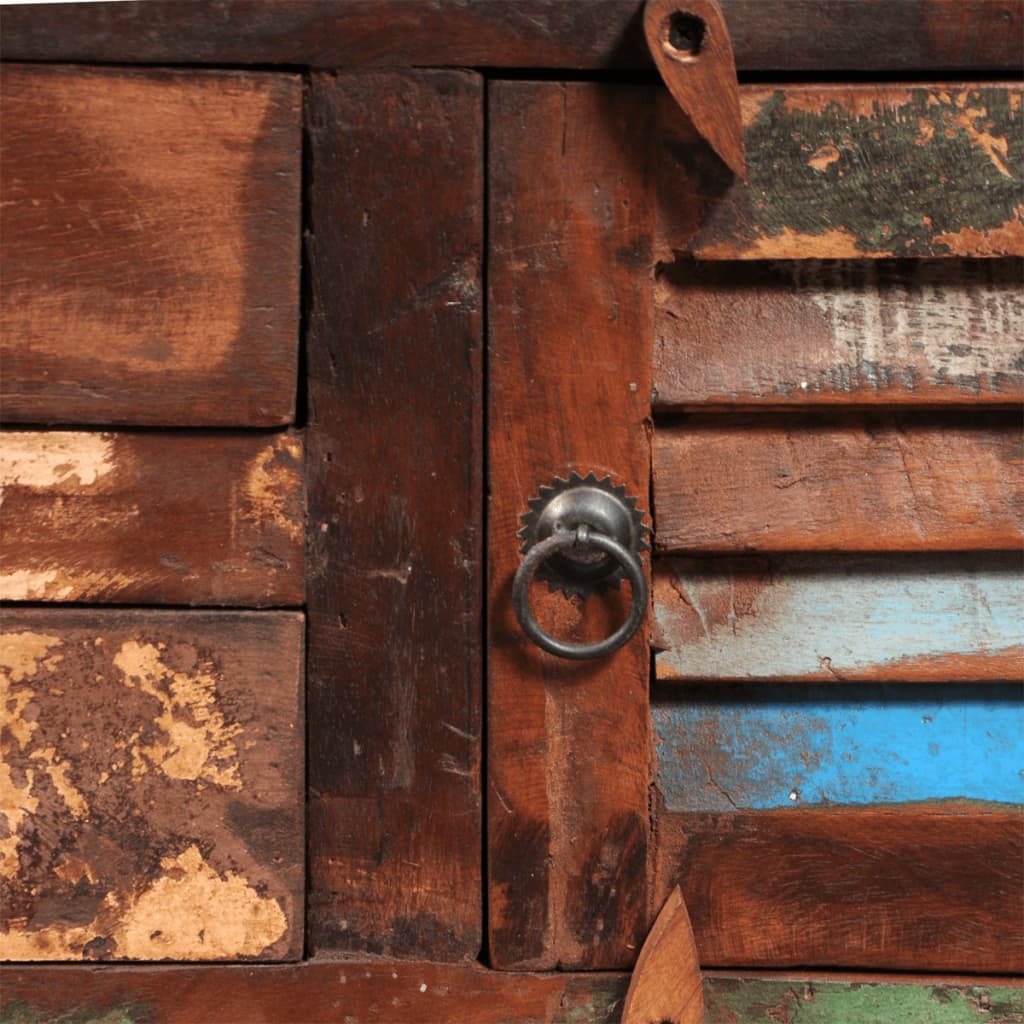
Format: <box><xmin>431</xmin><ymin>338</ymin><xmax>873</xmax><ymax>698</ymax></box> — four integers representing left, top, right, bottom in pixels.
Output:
<box><xmin>653</xmin><ymin>684</ymin><xmax>1024</xmax><ymax>811</ymax></box>
<box><xmin>654</xmin><ymin>553</ymin><xmax>1024</xmax><ymax>682</ymax></box>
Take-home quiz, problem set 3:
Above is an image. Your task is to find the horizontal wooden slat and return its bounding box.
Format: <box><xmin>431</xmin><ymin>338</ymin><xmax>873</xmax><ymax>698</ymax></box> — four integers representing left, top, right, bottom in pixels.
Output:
<box><xmin>0</xmin><ymin>65</ymin><xmax>301</xmax><ymax>427</ymax></box>
<box><xmin>652</xmin><ymin>806</ymin><xmax>1024</xmax><ymax>971</ymax></box>
<box><xmin>654</xmin><ymin>259</ymin><xmax>1024</xmax><ymax>408</ymax></box>
<box><xmin>658</xmin><ymin>84</ymin><xmax>1024</xmax><ymax>260</ymax></box>
<box><xmin>0</xmin><ymin>431</ymin><xmax>303</xmax><ymax>605</ymax></box>
<box><xmin>653</xmin><ymin>416</ymin><xmax>1023</xmax><ymax>552</ymax></box>
<box><xmin>653</xmin><ymin>553</ymin><xmax>1024</xmax><ymax>681</ymax></box>
<box><xmin>0</xmin><ymin>610</ymin><xmax>304</xmax><ymax>961</ymax></box>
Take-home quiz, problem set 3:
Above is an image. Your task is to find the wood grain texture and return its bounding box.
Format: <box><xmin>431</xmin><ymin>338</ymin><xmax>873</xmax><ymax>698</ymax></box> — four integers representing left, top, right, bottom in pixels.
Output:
<box><xmin>0</xmin><ymin>431</ymin><xmax>303</xmax><ymax>605</ymax></box>
<box><xmin>0</xmin><ymin>964</ymin><xmax>1020</xmax><ymax>1024</ymax></box>
<box><xmin>654</xmin><ymin>259</ymin><xmax>1024</xmax><ymax>408</ymax></box>
<box><xmin>653</xmin><ymin>553</ymin><xmax>1024</xmax><ymax>682</ymax></box>
<box><xmin>305</xmin><ymin>71</ymin><xmax>483</xmax><ymax>961</ymax></box>
<box><xmin>658</xmin><ymin>84</ymin><xmax>1024</xmax><ymax>260</ymax></box>
<box><xmin>652</xmin><ymin>806</ymin><xmax>1024</xmax><ymax>971</ymax></box>
<box><xmin>488</xmin><ymin>82</ymin><xmax>654</xmax><ymax>970</ymax></box>
<box><xmin>0</xmin><ymin>610</ymin><xmax>304</xmax><ymax>962</ymax></box>
<box><xmin>653</xmin><ymin>415</ymin><xmax>1023</xmax><ymax>552</ymax></box>
<box><xmin>2</xmin><ymin>0</ymin><xmax>1022</xmax><ymax>72</ymax></box>
<box><xmin>0</xmin><ymin>66</ymin><xmax>301</xmax><ymax>427</ymax></box>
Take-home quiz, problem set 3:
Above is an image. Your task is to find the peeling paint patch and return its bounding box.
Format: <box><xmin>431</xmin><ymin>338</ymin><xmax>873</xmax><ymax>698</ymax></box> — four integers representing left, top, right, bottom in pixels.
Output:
<box><xmin>0</xmin><ymin>433</ymin><xmax>114</xmax><ymax>503</ymax></box>
<box><xmin>240</xmin><ymin>434</ymin><xmax>303</xmax><ymax>543</ymax></box>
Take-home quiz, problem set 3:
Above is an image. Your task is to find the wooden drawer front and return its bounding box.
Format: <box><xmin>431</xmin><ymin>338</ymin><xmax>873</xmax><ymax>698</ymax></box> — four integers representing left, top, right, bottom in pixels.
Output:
<box><xmin>0</xmin><ymin>65</ymin><xmax>301</xmax><ymax>427</ymax></box>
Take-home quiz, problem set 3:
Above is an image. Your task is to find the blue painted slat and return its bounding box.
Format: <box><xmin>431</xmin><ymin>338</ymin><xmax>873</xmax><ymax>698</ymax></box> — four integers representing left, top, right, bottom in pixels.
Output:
<box><xmin>653</xmin><ymin>684</ymin><xmax>1024</xmax><ymax>811</ymax></box>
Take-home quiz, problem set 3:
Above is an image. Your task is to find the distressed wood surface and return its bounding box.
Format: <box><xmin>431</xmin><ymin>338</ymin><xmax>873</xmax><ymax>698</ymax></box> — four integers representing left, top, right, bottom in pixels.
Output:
<box><xmin>0</xmin><ymin>963</ymin><xmax>1020</xmax><ymax>1024</ymax></box>
<box><xmin>653</xmin><ymin>415</ymin><xmax>1023</xmax><ymax>552</ymax></box>
<box><xmin>653</xmin><ymin>553</ymin><xmax>1024</xmax><ymax>682</ymax></box>
<box><xmin>654</xmin><ymin>259</ymin><xmax>1024</xmax><ymax>408</ymax></box>
<box><xmin>305</xmin><ymin>71</ymin><xmax>483</xmax><ymax>961</ymax></box>
<box><xmin>0</xmin><ymin>610</ymin><xmax>304</xmax><ymax>962</ymax></box>
<box><xmin>2</xmin><ymin>0</ymin><xmax>1022</xmax><ymax>72</ymax></box>
<box><xmin>658</xmin><ymin>84</ymin><xmax>1024</xmax><ymax>260</ymax></box>
<box><xmin>488</xmin><ymin>82</ymin><xmax>654</xmax><ymax>970</ymax></box>
<box><xmin>0</xmin><ymin>431</ymin><xmax>303</xmax><ymax>605</ymax></box>
<box><xmin>0</xmin><ymin>66</ymin><xmax>301</xmax><ymax>427</ymax></box>
<box><xmin>652</xmin><ymin>806</ymin><xmax>1024</xmax><ymax>971</ymax></box>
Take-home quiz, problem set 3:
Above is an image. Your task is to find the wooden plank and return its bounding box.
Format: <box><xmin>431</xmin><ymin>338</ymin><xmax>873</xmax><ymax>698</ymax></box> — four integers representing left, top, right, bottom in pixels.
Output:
<box><xmin>653</xmin><ymin>684</ymin><xmax>1023</xmax><ymax>811</ymax></box>
<box><xmin>652</xmin><ymin>415</ymin><xmax>1023</xmax><ymax>552</ymax></box>
<box><xmin>0</xmin><ymin>610</ymin><xmax>304</xmax><ymax>961</ymax></box>
<box><xmin>0</xmin><ymin>964</ymin><xmax>1020</xmax><ymax>1024</ymax></box>
<box><xmin>2</xmin><ymin>0</ymin><xmax>1022</xmax><ymax>72</ymax></box>
<box><xmin>304</xmin><ymin>71</ymin><xmax>483</xmax><ymax>961</ymax></box>
<box><xmin>652</xmin><ymin>807</ymin><xmax>1024</xmax><ymax>971</ymax></box>
<box><xmin>0</xmin><ymin>431</ymin><xmax>303</xmax><ymax>605</ymax></box>
<box><xmin>653</xmin><ymin>553</ymin><xmax>1024</xmax><ymax>682</ymax></box>
<box><xmin>0</xmin><ymin>65</ymin><xmax>301</xmax><ymax>427</ymax></box>
<box><xmin>654</xmin><ymin>259</ymin><xmax>1024</xmax><ymax>408</ymax></box>
<box><xmin>657</xmin><ymin>84</ymin><xmax>1024</xmax><ymax>260</ymax></box>
<box><xmin>488</xmin><ymin>82</ymin><xmax>654</xmax><ymax>970</ymax></box>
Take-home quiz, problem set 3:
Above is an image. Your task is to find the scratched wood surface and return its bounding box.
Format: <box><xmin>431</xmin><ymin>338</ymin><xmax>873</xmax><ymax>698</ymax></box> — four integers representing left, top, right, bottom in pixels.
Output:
<box><xmin>653</xmin><ymin>414</ymin><xmax>1023</xmax><ymax>552</ymax></box>
<box><xmin>305</xmin><ymin>71</ymin><xmax>483</xmax><ymax>961</ymax></box>
<box><xmin>652</xmin><ymin>806</ymin><xmax>1023</xmax><ymax>971</ymax></box>
<box><xmin>0</xmin><ymin>610</ymin><xmax>304</xmax><ymax>962</ymax></box>
<box><xmin>3</xmin><ymin>0</ymin><xmax>1023</xmax><ymax>73</ymax></box>
<box><xmin>0</xmin><ymin>431</ymin><xmax>303</xmax><ymax>605</ymax></box>
<box><xmin>657</xmin><ymin>84</ymin><xmax>1024</xmax><ymax>260</ymax></box>
<box><xmin>0</xmin><ymin>65</ymin><xmax>301</xmax><ymax>427</ymax></box>
<box><xmin>0</xmin><ymin>964</ymin><xmax>1020</xmax><ymax>1024</ymax></box>
<box><xmin>488</xmin><ymin>82</ymin><xmax>654</xmax><ymax>970</ymax></box>
<box><xmin>653</xmin><ymin>553</ymin><xmax>1024</xmax><ymax>682</ymax></box>
<box><xmin>654</xmin><ymin>259</ymin><xmax>1024</xmax><ymax>408</ymax></box>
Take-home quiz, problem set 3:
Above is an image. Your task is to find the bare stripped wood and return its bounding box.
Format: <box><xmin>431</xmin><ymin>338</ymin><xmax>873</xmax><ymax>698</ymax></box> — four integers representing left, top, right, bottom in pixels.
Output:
<box><xmin>2</xmin><ymin>0</ymin><xmax>1022</xmax><ymax>73</ymax></box>
<box><xmin>0</xmin><ymin>610</ymin><xmax>304</xmax><ymax>961</ymax></box>
<box><xmin>654</xmin><ymin>259</ymin><xmax>1024</xmax><ymax>408</ymax></box>
<box><xmin>488</xmin><ymin>82</ymin><xmax>653</xmax><ymax>969</ymax></box>
<box><xmin>0</xmin><ymin>65</ymin><xmax>301</xmax><ymax>427</ymax></box>
<box><xmin>653</xmin><ymin>553</ymin><xmax>1024</xmax><ymax>681</ymax></box>
<box><xmin>305</xmin><ymin>71</ymin><xmax>483</xmax><ymax>961</ymax></box>
<box><xmin>0</xmin><ymin>431</ymin><xmax>303</xmax><ymax>605</ymax></box>
<box><xmin>0</xmin><ymin>963</ymin><xmax>1020</xmax><ymax>1024</ymax></box>
<box><xmin>652</xmin><ymin>806</ymin><xmax>1024</xmax><ymax>971</ymax></box>
<box><xmin>653</xmin><ymin>415</ymin><xmax>1023</xmax><ymax>552</ymax></box>
<box><xmin>657</xmin><ymin>84</ymin><xmax>1024</xmax><ymax>260</ymax></box>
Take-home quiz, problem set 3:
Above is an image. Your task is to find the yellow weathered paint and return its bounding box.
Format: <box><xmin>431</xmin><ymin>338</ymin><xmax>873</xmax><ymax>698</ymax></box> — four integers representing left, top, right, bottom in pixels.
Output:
<box><xmin>0</xmin><ymin>432</ymin><xmax>114</xmax><ymax>500</ymax></box>
<box><xmin>240</xmin><ymin>434</ymin><xmax>303</xmax><ymax>543</ymax></box>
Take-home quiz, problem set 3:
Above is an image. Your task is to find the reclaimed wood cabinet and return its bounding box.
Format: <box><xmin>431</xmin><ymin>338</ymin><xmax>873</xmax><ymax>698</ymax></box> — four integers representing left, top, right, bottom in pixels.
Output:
<box><xmin>1</xmin><ymin>2</ymin><xmax>1022</xmax><ymax>1021</ymax></box>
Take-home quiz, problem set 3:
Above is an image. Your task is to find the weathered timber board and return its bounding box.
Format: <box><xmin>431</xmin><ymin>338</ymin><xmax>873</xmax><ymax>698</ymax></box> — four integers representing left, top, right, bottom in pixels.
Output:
<box><xmin>0</xmin><ymin>65</ymin><xmax>301</xmax><ymax>427</ymax></box>
<box><xmin>653</xmin><ymin>553</ymin><xmax>1024</xmax><ymax>681</ymax></box>
<box><xmin>488</xmin><ymin>82</ymin><xmax>654</xmax><ymax>970</ymax></box>
<box><xmin>654</xmin><ymin>259</ymin><xmax>1024</xmax><ymax>408</ymax></box>
<box><xmin>0</xmin><ymin>610</ymin><xmax>304</xmax><ymax>961</ymax></box>
<box><xmin>652</xmin><ymin>807</ymin><xmax>1024</xmax><ymax>971</ymax></box>
<box><xmin>2</xmin><ymin>0</ymin><xmax>1022</xmax><ymax>73</ymax></box>
<box><xmin>657</xmin><ymin>84</ymin><xmax>1024</xmax><ymax>260</ymax></box>
<box><xmin>305</xmin><ymin>71</ymin><xmax>483</xmax><ymax>961</ymax></box>
<box><xmin>0</xmin><ymin>431</ymin><xmax>303</xmax><ymax>605</ymax></box>
<box><xmin>653</xmin><ymin>414</ymin><xmax>1023</xmax><ymax>552</ymax></box>
<box><xmin>653</xmin><ymin>684</ymin><xmax>1023</xmax><ymax>811</ymax></box>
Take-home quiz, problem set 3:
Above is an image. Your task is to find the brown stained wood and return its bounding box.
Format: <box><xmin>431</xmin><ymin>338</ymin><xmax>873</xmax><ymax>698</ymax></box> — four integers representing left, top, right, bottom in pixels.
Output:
<box><xmin>652</xmin><ymin>806</ymin><xmax>1024</xmax><ymax>972</ymax></box>
<box><xmin>0</xmin><ymin>610</ymin><xmax>304</xmax><ymax>962</ymax></box>
<box><xmin>305</xmin><ymin>71</ymin><xmax>483</xmax><ymax>961</ymax></box>
<box><xmin>2</xmin><ymin>0</ymin><xmax>1023</xmax><ymax>72</ymax></box>
<box><xmin>488</xmin><ymin>82</ymin><xmax>653</xmax><ymax>970</ymax></box>
<box><xmin>654</xmin><ymin>259</ymin><xmax>1024</xmax><ymax>408</ymax></box>
<box><xmin>653</xmin><ymin>415</ymin><xmax>1023</xmax><ymax>552</ymax></box>
<box><xmin>0</xmin><ymin>66</ymin><xmax>301</xmax><ymax>428</ymax></box>
<box><xmin>657</xmin><ymin>84</ymin><xmax>1024</xmax><ymax>260</ymax></box>
<box><xmin>0</xmin><ymin>431</ymin><xmax>303</xmax><ymax>605</ymax></box>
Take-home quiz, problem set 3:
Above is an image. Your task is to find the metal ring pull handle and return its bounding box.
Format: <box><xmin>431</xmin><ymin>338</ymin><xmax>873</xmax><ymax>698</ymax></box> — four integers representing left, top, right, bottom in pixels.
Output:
<box><xmin>513</xmin><ymin>524</ymin><xmax>649</xmax><ymax>660</ymax></box>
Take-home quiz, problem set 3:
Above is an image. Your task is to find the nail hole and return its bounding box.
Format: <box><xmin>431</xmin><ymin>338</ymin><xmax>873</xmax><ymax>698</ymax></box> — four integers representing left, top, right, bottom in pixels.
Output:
<box><xmin>666</xmin><ymin>12</ymin><xmax>705</xmax><ymax>56</ymax></box>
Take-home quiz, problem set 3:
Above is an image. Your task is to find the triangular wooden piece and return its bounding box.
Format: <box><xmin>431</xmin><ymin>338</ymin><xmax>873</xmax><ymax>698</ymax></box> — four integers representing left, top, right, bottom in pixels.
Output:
<box><xmin>622</xmin><ymin>885</ymin><xmax>703</xmax><ymax>1024</ymax></box>
<box><xmin>644</xmin><ymin>0</ymin><xmax>746</xmax><ymax>178</ymax></box>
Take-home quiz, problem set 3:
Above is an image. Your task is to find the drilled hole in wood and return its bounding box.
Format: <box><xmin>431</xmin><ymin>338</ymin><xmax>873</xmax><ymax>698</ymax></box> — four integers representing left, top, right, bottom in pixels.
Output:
<box><xmin>666</xmin><ymin>11</ymin><xmax>705</xmax><ymax>56</ymax></box>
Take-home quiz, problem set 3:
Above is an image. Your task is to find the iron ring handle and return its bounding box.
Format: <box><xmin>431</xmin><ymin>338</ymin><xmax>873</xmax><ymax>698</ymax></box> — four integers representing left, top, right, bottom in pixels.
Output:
<box><xmin>512</xmin><ymin>525</ymin><xmax>648</xmax><ymax>660</ymax></box>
